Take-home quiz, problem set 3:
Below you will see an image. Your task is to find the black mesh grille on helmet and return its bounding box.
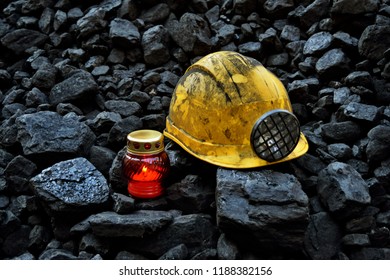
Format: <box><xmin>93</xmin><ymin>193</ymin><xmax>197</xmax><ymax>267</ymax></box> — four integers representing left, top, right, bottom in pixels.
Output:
<box><xmin>251</xmin><ymin>110</ymin><xmax>300</xmax><ymax>162</ymax></box>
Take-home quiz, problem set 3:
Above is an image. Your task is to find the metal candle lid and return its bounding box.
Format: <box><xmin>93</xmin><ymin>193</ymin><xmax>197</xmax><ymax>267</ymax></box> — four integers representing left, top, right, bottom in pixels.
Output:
<box><xmin>126</xmin><ymin>130</ymin><xmax>165</xmax><ymax>155</ymax></box>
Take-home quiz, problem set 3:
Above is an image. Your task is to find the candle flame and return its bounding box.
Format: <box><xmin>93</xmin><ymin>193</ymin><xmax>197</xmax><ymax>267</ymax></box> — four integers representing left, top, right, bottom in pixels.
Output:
<box><xmin>142</xmin><ymin>166</ymin><xmax>148</xmax><ymax>173</ymax></box>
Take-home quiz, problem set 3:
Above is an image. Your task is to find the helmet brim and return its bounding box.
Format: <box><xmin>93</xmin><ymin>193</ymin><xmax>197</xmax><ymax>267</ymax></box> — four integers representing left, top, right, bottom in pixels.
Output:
<box><xmin>164</xmin><ymin>118</ymin><xmax>308</xmax><ymax>169</ymax></box>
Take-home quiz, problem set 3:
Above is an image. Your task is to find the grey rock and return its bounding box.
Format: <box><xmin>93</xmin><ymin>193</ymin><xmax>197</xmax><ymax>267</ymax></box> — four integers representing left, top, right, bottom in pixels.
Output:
<box><xmin>88</xmin><ymin>210</ymin><xmax>177</xmax><ymax>237</ymax></box>
<box><xmin>2</xmin><ymin>225</ymin><xmax>31</xmax><ymax>257</ymax></box>
<box><xmin>296</xmin><ymin>0</ymin><xmax>331</xmax><ymax>29</ymax></box>
<box><xmin>333</xmin><ymin>87</ymin><xmax>351</xmax><ymax>105</ymax></box>
<box><xmin>368</xmin><ymin>227</ymin><xmax>390</xmax><ymax>247</ymax></box>
<box><xmin>296</xmin><ymin>154</ymin><xmax>327</xmax><ymax>175</ymax></box>
<box><xmin>160</xmin><ymin>70</ymin><xmax>180</xmax><ymax>88</ymax></box>
<box><xmin>191</xmin><ymin>248</ymin><xmax>218</xmax><ymax>260</ymax></box>
<box><xmin>25</xmin><ymin>87</ymin><xmax>49</xmax><ymax>107</ymax></box>
<box><xmin>359</xmin><ymin>25</ymin><xmax>390</xmax><ymax>61</ymax></box>
<box><xmin>49</xmin><ymin>70</ymin><xmax>98</xmax><ymax>105</ymax></box>
<box><xmin>140</xmin><ymin>3</ymin><xmax>170</xmax><ymax>24</ymax></box>
<box><xmin>88</xmin><ymin>111</ymin><xmax>122</xmax><ymax>133</ymax></box>
<box><xmin>31</xmin><ymin>64</ymin><xmax>57</xmax><ymax>90</ymax></box>
<box><xmin>39</xmin><ymin>7</ymin><xmax>54</xmax><ymax>34</ymax></box>
<box><xmin>238</xmin><ymin>42</ymin><xmax>262</xmax><ymax>56</ymax></box>
<box><xmin>166</xmin><ymin>174</ymin><xmax>215</xmax><ymax>214</ymax></box>
<box><xmin>159</xmin><ymin>244</ymin><xmax>188</xmax><ymax>260</ymax></box>
<box><xmin>56</xmin><ymin>103</ymin><xmax>83</xmax><ymax>116</ymax></box>
<box><xmin>0</xmin><ymin>149</ymin><xmax>14</xmax><ymax>169</ymax></box>
<box><xmin>216</xmin><ymin>168</ymin><xmax>309</xmax><ymax>252</ymax></box>
<box><xmin>28</xmin><ymin>225</ymin><xmax>52</xmax><ymax>254</ymax></box>
<box><xmin>115</xmin><ymin>251</ymin><xmax>149</xmax><ymax>260</ymax></box>
<box><xmin>4</xmin><ymin>155</ymin><xmax>37</xmax><ymax>194</ymax></box>
<box><xmin>88</xmin><ymin>145</ymin><xmax>116</xmax><ymax>177</ymax></box>
<box><xmin>39</xmin><ymin>249</ymin><xmax>77</xmax><ymax>260</ymax></box>
<box><xmin>217</xmin><ymin>233</ymin><xmax>240</xmax><ymax>260</ymax></box>
<box><xmin>167</xmin><ymin>13</ymin><xmax>212</xmax><ymax>55</ymax></box>
<box><xmin>350</xmin><ymin>247</ymin><xmax>390</xmax><ymax>260</ymax></box>
<box><xmin>109</xmin><ymin>147</ymin><xmax>127</xmax><ymax>193</ymax></box>
<box><xmin>147</xmin><ymin>96</ymin><xmax>163</xmax><ymax>112</ymax></box>
<box><xmin>232</xmin><ymin>0</ymin><xmax>257</xmax><ymax>16</ymax></box>
<box><xmin>7</xmin><ymin>195</ymin><xmax>38</xmax><ymax>219</ymax></box>
<box><xmin>366</xmin><ymin>125</ymin><xmax>390</xmax><ymax>163</ymax></box>
<box><xmin>109</xmin><ymin>18</ymin><xmax>140</xmax><ymax>48</ymax></box>
<box><xmin>91</xmin><ymin>65</ymin><xmax>109</xmax><ymax>76</ymax></box>
<box><xmin>67</xmin><ymin>7</ymin><xmax>83</xmax><ymax>22</ymax></box>
<box><xmin>377</xmin><ymin>211</ymin><xmax>390</xmax><ymax>227</ymax></box>
<box><xmin>108</xmin><ymin>115</ymin><xmax>143</xmax><ymax>147</ymax></box>
<box><xmin>142</xmin><ymin>25</ymin><xmax>170</xmax><ymax>66</ymax></box>
<box><xmin>373</xmin><ymin>78</ymin><xmax>390</xmax><ymax>103</ymax></box>
<box><xmin>340</xmin><ymin>102</ymin><xmax>379</xmax><ymax>122</ymax></box>
<box><xmin>0</xmin><ymin>196</ymin><xmax>10</xmax><ymax>209</ymax></box>
<box><xmin>16</xmin><ymin>111</ymin><xmax>95</xmax><ymax>156</ymax></box>
<box><xmin>327</xmin><ymin>143</ymin><xmax>352</xmax><ymax>160</ymax></box>
<box><xmin>321</xmin><ymin>121</ymin><xmax>361</xmax><ymax>142</ymax></box>
<box><xmin>212</xmin><ymin>22</ymin><xmax>237</xmax><ymax>47</ymax></box>
<box><xmin>105</xmin><ymin>100</ymin><xmax>142</xmax><ymax>117</ymax></box>
<box><xmin>317</xmin><ymin>162</ymin><xmax>371</xmax><ymax>219</ymax></box>
<box><xmin>266</xmin><ymin>52</ymin><xmax>289</xmax><ymax>66</ymax></box>
<box><xmin>258</xmin><ymin>27</ymin><xmax>283</xmax><ymax>51</ymax></box>
<box><xmin>315</xmin><ymin>48</ymin><xmax>351</xmax><ymax>79</ymax></box>
<box><xmin>342</xmin><ymin>234</ymin><xmax>371</xmax><ymax>246</ymax></box>
<box><xmin>2</xmin><ymin>104</ymin><xmax>27</xmax><ymax>119</ymax></box>
<box><xmin>76</xmin><ymin>7</ymin><xmax>107</xmax><ymax>39</ymax></box>
<box><xmin>333</xmin><ymin>31</ymin><xmax>359</xmax><ymax>50</ymax></box>
<box><xmin>111</xmin><ymin>193</ymin><xmax>135</xmax><ymax>214</ymax></box>
<box><xmin>12</xmin><ymin>252</ymin><xmax>36</xmax><ymax>260</ymax></box>
<box><xmin>141</xmin><ymin>113</ymin><xmax>165</xmax><ymax>131</ymax></box>
<box><xmin>79</xmin><ymin>233</ymin><xmax>110</xmax><ymax>256</ymax></box>
<box><xmin>263</xmin><ymin>0</ymin><xmax>295</xmax><ymax>17</ymax></box>
<box><xmin>0</xmin><ymin>29</ymin><xmax>48</xmax><ymax>55</ymax></box>
<box><xmin>331</xmin><ymin>0</ymin><xmax>380</xmax><ymax>15</ymax></box>
<box><xmin>345</xmin><ymin>71</ymin><xmax>373</xmax><ymax>89</ymax></box>
<box><xmin>30</xmin><ymin>157</ymin><xmax>109</xmax><ymax>215</ymax></box>
<box><xmin>53</xmin><ymin>10</ymin><xmax>67</xmax><ymax>31</ymax></box>
<box><xmin>142</xmin><ymin>72</ymin><xmax>161</xmax><ymax>87</ymax></box>
<box><xmin>303</xmin><ymin>32</ymin><xmax>333</xmax><ymax>56</ymax></box>
<box><xmin>280</xmin><ymin>24</ymin><xmax>301</xmax><ymax>42</ymax></box>
<box><xmin>0</xmin><ymin>210</ymin><xmax>21</xmax><ymax>239</ymax></box>
<box><xmin>304</xmin><ymin>212</ymin><xmax>342</xmax><ymax>260</ymax></box>
<box><xmin>132</xmin><ymin>214</ymin><xmax>217</xmax><ymax>258</ymax></box>
<box><xmin>345</xmin><ymin>216</ymin><xmax>376</xmax><ymax>233</ymax></box>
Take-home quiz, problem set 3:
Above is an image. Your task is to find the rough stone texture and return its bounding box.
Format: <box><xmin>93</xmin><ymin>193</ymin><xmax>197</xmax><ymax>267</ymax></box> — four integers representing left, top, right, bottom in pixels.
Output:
<box><xmin>358</xmin><ymin>25</ymin><xmax>390</xmax><ymax>61</ymax></box>
<box><xmin>87</xmin><ymin>210</ymin><xmax>177</xmax><ymax>237</ymax></box>
<box><xmin>49</xmin><ymin>70</ymin><xmax>98</xmax><ymax>105</ymax></box>
<box><xmin>317</xmin><ymin>162</ymin><xmax>371</xmax><ymax>220</ymax></box>
<box><xmin>131</xmin><ymin>214</ymin><xmax>218</xmax><ymax>258</ymax></box>
<box><xmin>0</xmin><ymin>28</ymin><xmax>48</xmax><ymax>55</ymax></box>
<box><xmin>30</xmin><ymin>158</ymin><xmax>109</xmax><ymax>215</ymax></box>
<box><xmin>166</xmin><ymin>174</ymin><xmax>215</xmax><ymax>214</ymax></box>
<box><xmin>16</xmin><ymin>111</ymin><xmax>95</xmax><ymax>157</ymax></box>
<box><xmin>109</xmin><ymin>18</ymin><xmax>140</xmax><ymax>48</ymax></box>
<box><xmin>216</xmin><ymin>168</ymin><xmax>309</xmax><ymax>253</ymax></box>
<box><xmin>315</xmin><ymin>48</ymin><xmax>351</xmax><ymax>79</ymax></box>
<box><xmin>304</xmin><ymin>212</ymin><xmax>343</xmax><ymax>259</ymax></box>
<box><xmin>167</xmin><ymin>13</ymin><xmax>212</xmax><ymax>55</ymax></box>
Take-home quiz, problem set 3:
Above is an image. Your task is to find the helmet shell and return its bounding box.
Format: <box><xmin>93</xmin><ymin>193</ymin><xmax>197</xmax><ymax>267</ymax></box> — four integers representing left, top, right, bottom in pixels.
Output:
<box><xmin>164</xmin><ymin>51</ymin><xmax>308</xmax><ymax>168</ymax></box>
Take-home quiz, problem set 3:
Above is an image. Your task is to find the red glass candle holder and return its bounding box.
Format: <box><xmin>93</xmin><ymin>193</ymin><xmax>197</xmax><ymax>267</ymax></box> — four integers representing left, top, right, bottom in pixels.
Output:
<box><xmin>123</xmin><ymin>130</ymin><xmax>170</xmax><ymax>199</ymax></box>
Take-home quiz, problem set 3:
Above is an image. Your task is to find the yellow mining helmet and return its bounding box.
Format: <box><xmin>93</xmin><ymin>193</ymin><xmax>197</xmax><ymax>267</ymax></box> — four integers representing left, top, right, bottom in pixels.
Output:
<box><xmin>164</xmin><ymin>51</ymin><xmax>308</xmax><ymax>168</ymax></box>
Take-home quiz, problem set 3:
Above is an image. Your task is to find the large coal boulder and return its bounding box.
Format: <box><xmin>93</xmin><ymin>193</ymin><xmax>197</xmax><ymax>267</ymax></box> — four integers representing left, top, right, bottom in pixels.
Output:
<box><xmin>216</xmin><ymin>168</ymin><xmax>309</xmax><ymax>255</ymax></box>
<box><xmin>30</xmin><ymin>157</ymin><xmax>110</xmax><ymax>216</ymax></box>
<box><xmin>16</xmin><ymin>111</ymin><xmax>95</xmax><ymax>160</ymax></box>
<box><xmin>317</xmin><ymin>162</ymin><xmax>371</xmax><ymax>220</ymax></box>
